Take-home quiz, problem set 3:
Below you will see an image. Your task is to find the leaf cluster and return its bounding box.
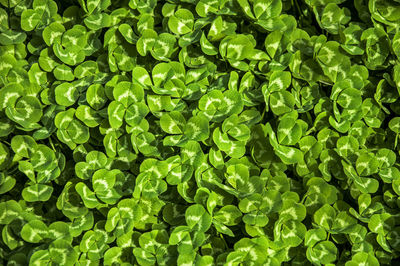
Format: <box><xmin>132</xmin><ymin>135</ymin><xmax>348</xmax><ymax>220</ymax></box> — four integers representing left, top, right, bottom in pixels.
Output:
<box><xmin>1</xmin><ymin>0</ymin><xmax>400</xmax><ymax>265</ymax></box>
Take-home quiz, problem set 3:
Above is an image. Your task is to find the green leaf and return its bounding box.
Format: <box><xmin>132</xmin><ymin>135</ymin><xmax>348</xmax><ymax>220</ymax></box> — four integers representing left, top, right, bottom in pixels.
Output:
<box><xmin>184</xmin><ymin>115</ymin><xmax>209</xmax><ymax>141</ymax></box>
<box><xmin>313</xmin><ymin>204</ymin><xmax>336</xmax><ymax>231</ymax></box>
<box><xmin>269</xmin><ymin>91</ymin><xmax>295</xmax><ymax>115</ymax></box>
<box><xmin>186</xmin><ymin>204</ymin><xmax>212</xmax><ymax>232</ymax></box>
<box><xmin>0</xmin><ymin>200</ymin><xmax>22</xmax><ymax>225</ymax></box>
<box><xmin>22</xmin><ymin>184</ymin><xmax>53</xmax><ymax>202</ymax></box>
<box><xmin>11</xmin><ymin>135</ymin><xmax>37</xmax><ymax>158</ymax></box>
<box><xmin>21</xmin><ymin>220</ymin><xmax>48</xmax><ymax>243</ymax></box>
<box><xmin>253</xmin><ymin>0</ymin><xmax>282</xmax><ymax>19</ymax></box>
<box><xmin>49</xmin><ymin>239</ymin><xmax>78</xmax><ymax>265</ymax></box>
<box><xmin>345</xmin><ymin>252</ymin><xmax>379</xmax><ymax>266</ymax></box>
<box><xmin>42</xmin><ymin>22</ymin><xmax>65</xmax><ymax>46</ymax></box>
<box><xmin>214</xmin><ymin>205</ymin><xmax>242</xmax><ymax>226</ymax></box>
<box><xmin>305</xmin><ymin>228</ymin><xmax>326</xmax><ymax>247</ymax></box>
<box><xmin>356</xmin><ymin>152</ymin><xmax>379</xmax><ymax>176</ymax></box>
<box><xmin>160</xmin><ymin>111</ymin><xmax>185</xmax><ymax>134</ymax></box>
<box><xmin>277</xmin><ymin>116</ymin><xmax>302</xmax><ymax>145</ymax></box>
<box><xmin>307</xmin><ymin>240</ymin><xmax>338</xmax><ymax>265</ymax></box>
<box><xmin>55</xmin><ymin>82</ymin><xmax>78</xmax><ymax>106</ymax></box>
<box><xmin>368</xmin><ymin>213</ymin><xmax>394</xmax><ymax>236</ymax></box>
<box><xmin>21</xmin><ymin>9</ymin><xmax>41</xmax><ymax>31</ymax></box>
<box><xmin>80</xmin><ymin>230</ymin><xmax>109</xmax><ymax>260</ymax></box>
<box><xmin>168</xmin><ymin>9</ymin><xmax>194</xmax><ymax>35</ymax></box>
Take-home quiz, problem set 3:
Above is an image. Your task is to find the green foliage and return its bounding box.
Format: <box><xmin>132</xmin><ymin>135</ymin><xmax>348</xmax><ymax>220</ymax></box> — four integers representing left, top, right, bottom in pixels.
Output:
<box><xmin>1</xmin><ymin>0</ymin><xmax>400</xmax><ymax>265</ymax></box>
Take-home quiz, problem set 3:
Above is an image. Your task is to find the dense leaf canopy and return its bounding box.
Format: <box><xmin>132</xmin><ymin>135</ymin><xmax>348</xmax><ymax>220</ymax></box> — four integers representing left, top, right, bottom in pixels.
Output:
<box><xmin>1</xmin><ymin>0</ymin><xmax>400</xmax><ymax>265</ymax></box>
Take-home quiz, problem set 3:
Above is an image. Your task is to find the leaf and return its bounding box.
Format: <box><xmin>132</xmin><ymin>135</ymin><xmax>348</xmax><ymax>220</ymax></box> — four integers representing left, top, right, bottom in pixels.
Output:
<box><xmin>55</xmin><ymin>108</ymin><xmax>90</xmax><ymax>149</ymax></box>
<box><xmin>53</xmin><ymin>43</ymin><xmax>86</xmax><ymax>66</ymax></box>
<box><xmin>345</xmin><ymin>252</ymin><xmax>379</xmax><ymax>266</ymax></box>
<box><xmin>29</xmin><ymin>250</ymin><xmax>51</xmax><ymax>265</ymax></box>
<box><xmin>313</xmin><ymin>204</ymin><xmax>336</xmax><ymax>230</ymax></box>
<box><xmin>104</xmin><ymin>247</ymin><xmax>123</xmax><ymax>265</ymax></box>
<box><xmin>307</xmin><ymin>240</ymin><xmax>338</xmax><ymax>265</ymax></box>
<box><xmin>55</xmin><ymin>82</ymin><xmax>78</xmax><ymax>106</ymax></box>
<box><xmin>0</xmin><ymin>29</ymin><xmax>27</xmax><ymax>45</ymax></box>
<box><xmin>75</xmin><ymin>182</ymin><xmax>99</xmax><ymax>208</ymax></box>
<box><xmin>84</xmin><ymin>13</ymin><xmax>111</xmax><ymax>30</ymax></box>
<box><xmin>184</xmin><ymin>115</ymin><xmax>209</xmax><ymax>141</ymax></box>
<box><xmin>336</xmin><ymin>135</ymin><xmax>359</xmax><ymax>158</ymax></box>
<box><xmin>0</xmin><ymin>200</ymin><xmax>22</xmax><ymax>225</ymax></box>
<box><xmin>80</xmin><ymin>230</ymin><xmax>109</xmax><ymax>260</ymax></box>
<box><xmin>337</xmin><ymin>88</ymin><xmax>362</xmax><ymax>109</ymax></box>
<box><xmin>253</xmin><ymin>0</ymin><xmax>282</xmax><ymax>19</ymax></box>
<box><xmin>274</xmin><ymin>145</ymin><xmax>304</xmax><ymax>165</ymax></box>
<box><xmin>277</xmin><ymin>117</ymin><xmax>302</xmax><ymax>145</ymax></box>
<box><xmin>160</xmin><ymin>111</ymin><xmax>186</xmax><ymax>134</ymax></box>
<box><xmin>389</xmin><ymin>117</ymin><xmax>400</xmax><ymax>134</ymax></box>
<box><xmin>269</xmin><ymin>91</ymin><xmax>295</xmax><ymax>115</ymax></box>
<box><xmin>11</xmin><ymin>135</ymin><xmax>37</xmax><ymax>158</ymax></box>
<box><xmin>305</xmin><ymin>228</ymin><xmax>327</xmax><ymax>247</ymax></box>
<box><xmin>168</xmin><ymin>9</ymin><xmax>194</xmax><ymax>35</ymax></box>
<box><xmin>22</xmin><ymin>184</ymin><xmax>53</xmax><ymax>202</ymax></box>
<box><xmin>21</xmin><ymin>220</ymin><xmax>48</xmax><ymax>243</ymax></box>
<box><xmin>356</xmin><ymin>153</ymin><xmax>379</xmax><ymax>176</ymax></box>
<box><xmin>186</xmin><ymin>204</ymin><xmax>212</xmax><ymax>232</ymax></box>
<box><xmin>21</xmin><ymin>10</ymin><xmax>41</xmax><ymax>31</ymax></box>
<box><xmin>213</xmin><ymin>205</ymin><xmax>242</xmax><ymax>226</ymax></box>
<box><xmin>119</xmin><ymin>24</ymin><xmax>138</xmax><ymax>44</ymax></box>
<box><xmin>49</xmin><ymin>239</ymin><xmax>78</xmax><ymax>265</ymax></box>
<box><xmin>0</xmin><ymin>175</ymin><xmax>16</xmax><ymax>194</ymax></box>
<box><xmin>54</xmin><ymin>64</ymin><xmax>75</xmax><ymax>81</ymax></box>
<box><xmin>368</xmin><ymin>213</ymin><xmax>395</xmax><ymax>236</ymax></box>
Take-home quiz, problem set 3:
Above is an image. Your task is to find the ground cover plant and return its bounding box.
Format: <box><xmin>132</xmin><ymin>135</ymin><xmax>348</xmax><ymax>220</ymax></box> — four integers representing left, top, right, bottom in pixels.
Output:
<box><xmin>1</xmin><ymin>0</ymin><xmax>400</xmax><ymax>265</ymax></box>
